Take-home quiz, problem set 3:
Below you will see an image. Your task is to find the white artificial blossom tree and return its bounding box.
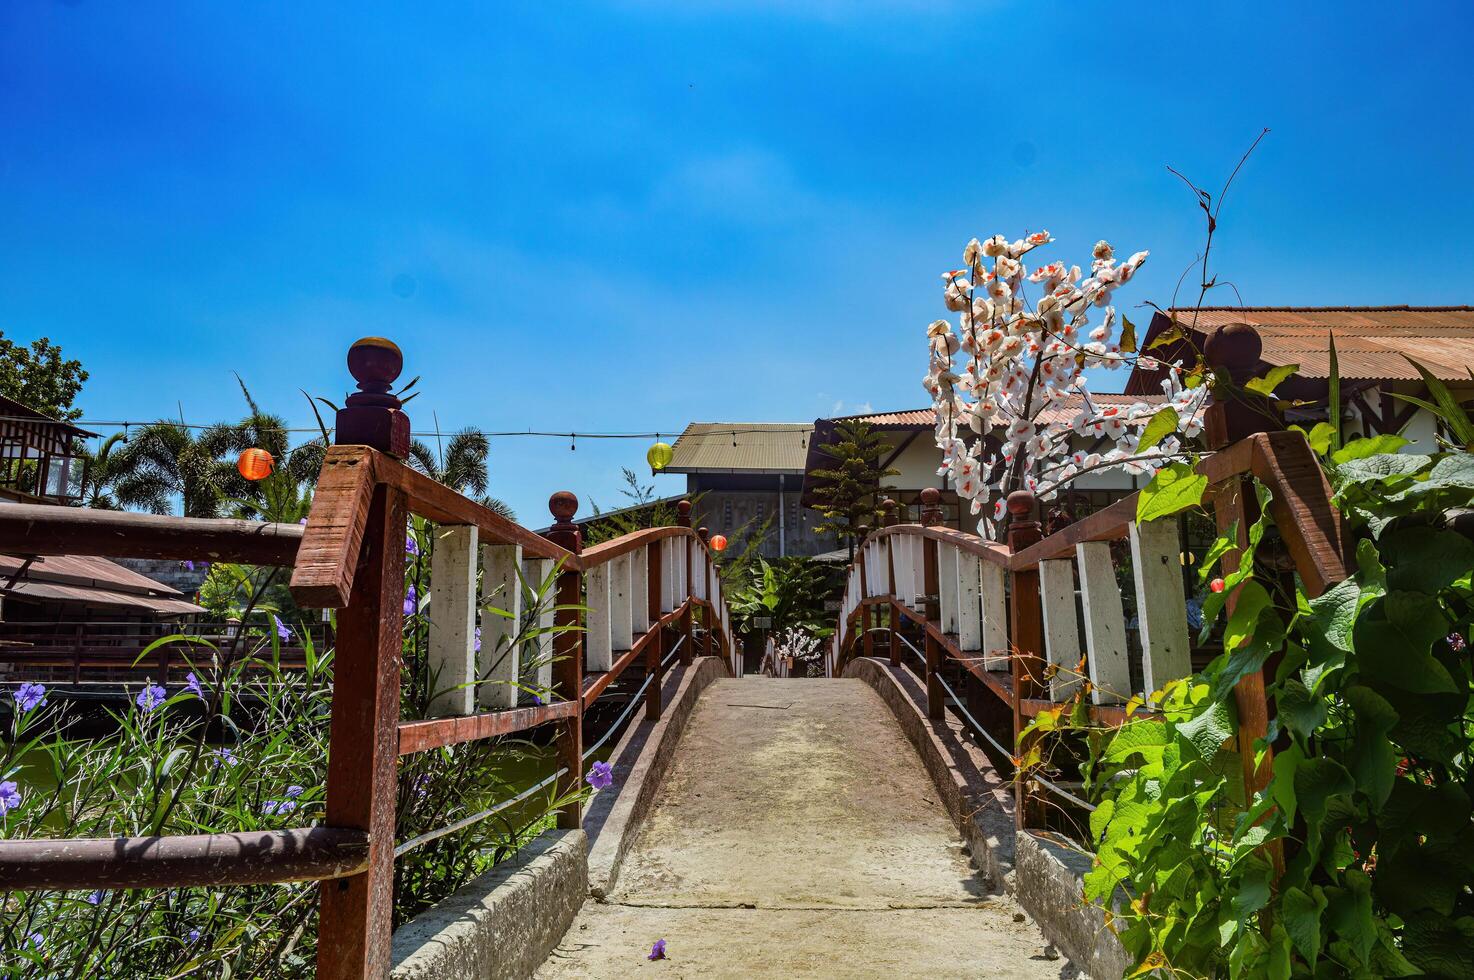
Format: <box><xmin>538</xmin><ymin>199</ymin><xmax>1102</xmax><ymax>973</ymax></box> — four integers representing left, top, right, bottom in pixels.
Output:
<box><xmin>924</xmin><ymin>232</ymin><xmax>1211</xmax><ymax>538</ymax></box>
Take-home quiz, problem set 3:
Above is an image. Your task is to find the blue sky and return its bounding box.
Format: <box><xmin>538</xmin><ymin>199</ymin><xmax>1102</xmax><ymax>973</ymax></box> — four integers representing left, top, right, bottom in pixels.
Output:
<box><xmin>2</xmin><ymin>1</ymin><xmax>1471</xmax><ymax>523</ymax></box>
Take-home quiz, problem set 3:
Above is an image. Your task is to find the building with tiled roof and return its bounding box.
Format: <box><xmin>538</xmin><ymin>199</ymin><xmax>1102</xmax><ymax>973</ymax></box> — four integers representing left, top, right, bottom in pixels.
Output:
<box><xmin>1126</xmin><ymin>307</ymin><xmax>1471</xmax><ymax>448</ymax></box>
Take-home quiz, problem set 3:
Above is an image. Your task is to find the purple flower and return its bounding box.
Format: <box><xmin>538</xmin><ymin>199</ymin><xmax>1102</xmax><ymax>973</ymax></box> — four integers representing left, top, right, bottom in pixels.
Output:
<box><xmin>406</xmin><ymin>534</ymin><xmax>420</xmax><ymax>557</ymax></box>
<box><xmin>13</xmin><ymin>682</ymin><xmax>46</xmax><ymax>712</ymax></box>
<box><xmin>86</xmin><ymin>890</ymin><xmax>104</xmax><ymax>905</ymax></box>
<box><xmin>531</xmin><ymin>693</ymin><xmax>543</xmax><ymax>706</ymax></box>
<box><xmin>586</xmin><ymin>761</ymin><xmax>613</xmax><ymax>791</ymax></box>
<box><xmin>474</xmin><ymin>626</ymin><xmax>482</xmax><ymax>654</ymax></box>
<box><xmin>211</xmin><ymin>748</ymin><xmax>238</xmax><ymax>768</ymax></box>
<box><xmin>136</xmin><ymin>684</ymin><xmax>167</xmax><ymax>713</ymax></box>
<box><xmin>187</xmin><ymin>928</ymin><xmax>201</xmax><ymax>943</ymax></box>
<box><xmin>182</xmin><ymin>560</ymin><xmax>196</xmax><ymax>571</ymax></box>
<box><xmin>261</xmin><ymin>799</ymin><xmax>297</xmax><ymax>816</ymax></box>
<box><xmin>0</xmin><ymin>780</ymin><xmax>21</xmax><ymax>817</ymax></box>
<box><xmin>185</xmin><ymin>673</ymin><xmax>204</xmax><ymax>698</ymax></box>
<box><xmin>413</xmin><ymin>773</ymin><xmax>432</xmax><ymax>800</ymax></box>
<box><xmin>284</xmin><ymin>785</ymin><xmax>305</xmax><ymax>799</ymax></box>
<box><xmin>404</xmin><ymin>584</ymin><xmax>418</xmax><ymax>617</ymax></box>
<box><xmin>298</xmin><ymin>517</ymin><xmax>308</xmax><ymax>526</ymax></box>
<box><xmin>272</xmin><ymin>614</ymin><xmax>291</xmax><ymax>641</ymax></box>
<box><xmin>648</xmin><ymin>939</ymin><xmax>667</xmax><ymax>961</ymax></box>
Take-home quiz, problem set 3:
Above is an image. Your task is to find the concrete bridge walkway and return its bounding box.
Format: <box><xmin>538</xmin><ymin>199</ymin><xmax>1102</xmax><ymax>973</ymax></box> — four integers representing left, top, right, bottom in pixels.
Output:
<box><xmin>536</xmin><ymin>678</ymin><xmax>1070</xmax><ymax>978</ymax></box>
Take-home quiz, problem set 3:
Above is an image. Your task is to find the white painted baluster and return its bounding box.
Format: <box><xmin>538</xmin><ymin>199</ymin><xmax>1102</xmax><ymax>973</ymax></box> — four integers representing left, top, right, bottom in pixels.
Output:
<box><xmin>1076</xmin><ymin>541</ymin><xmax>1130</xmax><ymax>705</ymax></box>
<box><xmin>980</xmin><ymin>561</ymin><xmax>1009</xmax><ymax>670</ymax></box>
<box><xmin>631</xmin><ymin>545</ymin><xmax>650</xmax><ymax>635</ymax></box>
<box><xmin>939</xmin><ymin>543</ymin><xmax>959</xmax><ymax>635</ymax></box>
<box><xmin>522</xmin><ymin>556</ymin><xmax>554</xmax><ymax>692</ymax></box>
<box><xmin>1131</xmin><ymin>518</ymin><xmax>1191</xmax><ymax>694</ymax></box>
<box><xmin>427</xmin><ymin>525</ymin><xmax>478</xmax><ymax>717</ymax></box>
<box><xmin>912</xmin><ymin>536</ymin><xmax>927</xmax><ymax>609</ymax></box>
<box><xmin>586</xmin><ymin>561</ymin><xmax>614</xmax><ymax>672</ymax></box>
<box><xmin>662</xmin><ymin>538</ymin><xmax>677</xmax><ymax>613</ymax></box>
<box><xmin>611</xmin><ymin>552</ymin><xmax>633</xmax><ymax>652</ymax></box>
<box><xmin>1039</xmin><ymin>558</ymin><xmax>1083</xmax><ymax>701</ymax></box>
<box><xmin>957</xmin><ymin>553</ymin><xmax>982</xmax><ymax>654</ymax></box>
<box><xmin>479</xmin><ymin>542</ymin><xmax>523</xmax><ymax>709</ymax></box>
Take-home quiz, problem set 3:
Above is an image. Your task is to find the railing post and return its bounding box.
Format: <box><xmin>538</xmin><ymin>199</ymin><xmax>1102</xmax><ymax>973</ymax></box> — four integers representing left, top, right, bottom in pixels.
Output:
<box><xmin>1204</xmin><ymin>323</ymin><xmax>1280</xmax><ymax>825</ymax></box>
<box><xmin>920</xmin><ymin>490</ymin><xmax>945</xmax><ymax>720</ymax></box>
<box><xmin>1006</xmin><ymin>489</ymin><xmax>1046</xmax><ymax>831</ymax></box>
<box><xmin>645</xmin><ymin>540</ymin><xmax>663</xmax><ymax>721</ymax></box>
<box><xmin>318</xmin><ymin>337</ymin><xmax>409</xmax><ymax>980</ymax></box>
<box><xmin>543</xmin><ymin>491</ymin><xmax>584</xmax><ymax>830</ymax></box>
<box><xmin>676</xmin><ymin>501</ymin><xmax>694</xmax><ymax>666</ymax></box>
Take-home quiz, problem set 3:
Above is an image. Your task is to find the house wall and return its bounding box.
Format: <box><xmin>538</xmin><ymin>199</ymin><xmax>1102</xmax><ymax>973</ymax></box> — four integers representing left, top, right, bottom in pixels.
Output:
<box><xmin>685</xmin><ymin>473</ymin><xmax>839</xmax><ymax>559</ymax></box>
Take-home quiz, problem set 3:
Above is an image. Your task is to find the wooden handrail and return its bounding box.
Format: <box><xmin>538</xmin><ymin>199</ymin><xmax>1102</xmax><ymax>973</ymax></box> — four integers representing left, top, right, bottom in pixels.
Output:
<box><xmin>0</xmin><ymin>827</ymin><xmax>370</xmax><ymax>891</ymax></box>
<box><xmin>0</xmin><ymin>503</ymin><xmax>303</xmax><ymax>566</ymax></box>
<box><xmin>580</xmin><ymin>524</ymin><xmax>716</xmax><ymax>567</ymax></box>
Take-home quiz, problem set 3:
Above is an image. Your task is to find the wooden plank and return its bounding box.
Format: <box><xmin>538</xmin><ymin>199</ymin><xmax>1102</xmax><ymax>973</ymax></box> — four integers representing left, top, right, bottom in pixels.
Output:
<box><xmin>939</xmin><ymin>542</ymin><xmax>959</xmax><ymax>634</ymax></box>
<box><xmin>922</xmin><ymin>537</ymin><xmax>943</xmax><ymax>719</ymax></box>
<box><xmin>980</xmin><ymin>560</ymin><xmax>1009</xmax><ymax>671</ymax></box>
<box><xmin>1130</xmin><ymin>517</ymin><xmax>1191</xmax><ymax>695</ymax></box>
<box><xmin>1038</xmin><ymin>558</ymin><xmax>1083</xmax><ymax>701</ymax></box>
<box><xmin>374</xmin><ymin>453</ymin><xmax>572</xmax><ymax>564</ymax></box>
<box><xmin>957</xmin><ymin>551</ymin><xmax>982</xmax><ymax>653</ymax></box>
<box><xmin>1076</xmin><ymin>541</ymin><xmax>1130</xmax><ymax>705</ymax></box>
<box><xmin>397</xmin><ymin>700</ymin><xmax>579</xmax><ymax>755</ymax></box>
<box><xmin>292</xmin><ymin>446</ymin><xmax>378</xmax><ymax>609</ymax></box>
<box><xmin>427</xmin><ymin>525</ymin><xmax>479</xmax><ymax>717</ymax></box>
<box><xmin>0</xmin><ymin>828</ymin><xmax>370</xmax><ymax>891</ymax></box>
<box><xmin>610</xmin><ymin>552</ymin><xmax>634</xmax><ymax>651</ymax></box>
<box><xmin>585</xmin><ymin>561</ymin><xmax>614</xmax><ymax>672</ymax></box>
<box><xmin>480</xmin><ymin>543</ymin><xmax>523</xmax><ymax>710</ymax></box>
<box><xmin>521</xmin><ymin>557</ymin><xmax>555</xmax><ymax>693</ymax></box>
<box><xmin>318</xmin><ymin>482</ymin><xmax>403</xmax><ymax>979</ymax></box>
<box><xmin>544</xmin><ymin>516</ymin><xmax>584</xmax><ymax>830</ymax></box>
<box><xmin>631</xmin><ymin>545</ymin><xmax>650</xmax><ymax>634</ymax></box>
<box><xmin>0</xmin><ymin>504</ymin><xmax>303</xmax><ymax>566</ymax></box>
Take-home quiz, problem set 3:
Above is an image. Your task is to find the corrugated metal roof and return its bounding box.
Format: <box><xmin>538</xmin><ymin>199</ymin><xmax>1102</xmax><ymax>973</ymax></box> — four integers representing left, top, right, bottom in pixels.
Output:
<box><xmin>666</xmin><ymin>423</ymin><xmax>814</xmax><ymax>473</ymax></box>
<box><xmin>0</xmin><ymin>553</ymin><xmax>188</xmax><ymax>597</ymax></box>
<box><xmin>5</xmin><ymin>579</ymin><xmax>204</xmax><ymax>615</ymax></box>
<box><xmin>1164</xmin><ymin>307</ymin><xmax>1474</xmax><ymax>380</ymax></box>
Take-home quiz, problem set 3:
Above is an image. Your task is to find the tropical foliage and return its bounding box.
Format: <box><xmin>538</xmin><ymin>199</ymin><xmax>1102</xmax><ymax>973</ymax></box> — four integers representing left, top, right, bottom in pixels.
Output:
<box><xmin>726</xmin><ymin>556</ymin><xmax>835</xmax><ymax>639</ymax></box>
<box><xmin>809</xmin><ymin>419</ymin><xmax>898</xmax><ymax>559</ymax></box>
<box><xmin>0</xmin><ymin>538</ymin><xmax>584</xmax><ymax>978</ymax></box>
<box><xmin>0</xmin><ymin>330</ymin><xmax>88</xmax><ymax>422</ymax></box>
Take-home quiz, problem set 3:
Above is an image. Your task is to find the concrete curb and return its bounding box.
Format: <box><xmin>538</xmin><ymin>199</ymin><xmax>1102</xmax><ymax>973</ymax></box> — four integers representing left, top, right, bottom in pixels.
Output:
<box><xmin>390</xmin><ymin>828</ymin><xmax>587</xmax><ymax>980</ymax></box>
<box><xmin>582</xmin><ymin>656</ymin><xmax>726</xmax><ymax>899</ymax></box>
<box><xmin>845</xmin><ymin>657</ymin><xmax>1129</xmax><ymax>978</ymax></box>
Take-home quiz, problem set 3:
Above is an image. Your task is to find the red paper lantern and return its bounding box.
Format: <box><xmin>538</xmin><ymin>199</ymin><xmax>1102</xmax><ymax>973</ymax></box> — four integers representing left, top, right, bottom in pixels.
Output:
<box><xmin>237</xmin><ymin>447</ymin><xmax>275</xmax><ymax>481</ymax></box>
<box><xmin>709</xmin><ymin>534</ymin><xmax>728</xmax><ymax>553</ymax></box>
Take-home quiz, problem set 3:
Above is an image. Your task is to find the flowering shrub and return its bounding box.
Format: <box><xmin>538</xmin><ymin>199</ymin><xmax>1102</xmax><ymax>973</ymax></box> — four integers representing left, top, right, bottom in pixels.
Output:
<box><xmin>0</xmin><ymin>531</ymin><xmax>583</xmax><ymax>978</ymax></box>
<box><xmin>924</xmin><ymin>232</ymin><xmax>1210</xmax><ymax>535</ymax></box>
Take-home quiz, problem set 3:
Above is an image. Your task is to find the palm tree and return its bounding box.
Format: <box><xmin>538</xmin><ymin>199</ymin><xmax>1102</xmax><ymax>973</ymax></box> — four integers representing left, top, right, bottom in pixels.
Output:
<box><xmin>408</xmin><ymin>428</ymin><xmax>516</xmax><ymax>522</ymax></box>
<box><xmin>73</xmin><ymin>432</ymin><xmax>127</xmax><ymax>509</ymax></box>
<box><xmin>112</xmin><ymin>421</ymin><xmax>255</xmax><ymax>517</ymax></box>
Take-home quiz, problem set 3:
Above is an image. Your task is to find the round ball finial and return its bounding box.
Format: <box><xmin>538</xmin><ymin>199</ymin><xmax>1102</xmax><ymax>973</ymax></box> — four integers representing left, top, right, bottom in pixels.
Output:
<box><xmin>346</xmin><ymin>337</ymin><xmax>404</xmax><ymax>391</ymax></box>
<box><xmin>548</xmin><ymin>490</ymin><xmax>579</xmax><ymax>523</ymax></box>
<box><xmin>697</xmin><ymin>526</ymin><xmax>710</xmax><ymax>541</ymax></box>
<box><xmin>1006</xmin><ymin>489</ymin><xmax>1036</xmax><ymax>517</ymax></box>
<box><xmin>677</xmin><ymin>500</ymin><xmax>692</xmax><ymax>518</ymax></box>
<box><xmin>1203</xmin><ymin>322</ymin><xmax>1262</xmax><ymax>371</ymax></box>
<box><xmin>920</xmin><ymin>487</ymin><xmax>942</xmax><ymax>506</ymax></box>
<box><xmin>880</xmin><ymin>497</ymin><xmax>896</xmax><ymax>512</ymax></box>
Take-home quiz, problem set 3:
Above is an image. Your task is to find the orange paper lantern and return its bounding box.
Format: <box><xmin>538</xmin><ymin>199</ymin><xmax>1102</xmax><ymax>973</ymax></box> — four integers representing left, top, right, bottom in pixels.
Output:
<box><xmin>237</xmin><ymin>447</ymin><xmax>275</xmax><ymax>481</ymax></box>
<box><xmin>709</xmin><ymin>534</ymin><xmax>728</xmax><ymax>553</ymax></box>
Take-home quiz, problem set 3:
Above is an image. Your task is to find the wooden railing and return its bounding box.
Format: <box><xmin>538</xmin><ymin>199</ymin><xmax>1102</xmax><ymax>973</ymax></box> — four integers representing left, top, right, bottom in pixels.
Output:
<box><xmin>835</xmin><ymin>326</ymin><xmax>1353</xmax><ymax>833</ymax></box>
<box><xmin>0</xmin><ymin>337</ymin><xmax>739</xmax><ymax>979</ymax></box>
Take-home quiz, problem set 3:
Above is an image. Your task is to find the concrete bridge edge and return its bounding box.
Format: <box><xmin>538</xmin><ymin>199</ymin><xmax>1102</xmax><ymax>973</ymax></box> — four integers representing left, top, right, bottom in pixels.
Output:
<box><xmin>842</xmin><ymin>657</ymin><xmax>1132</xmax><ymax>980</ymax></box>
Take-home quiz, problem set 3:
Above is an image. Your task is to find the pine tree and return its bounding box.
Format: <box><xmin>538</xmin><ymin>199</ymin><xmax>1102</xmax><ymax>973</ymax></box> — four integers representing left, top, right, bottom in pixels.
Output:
<box><xmin>809</xmin><ymin>420</ymin><xmax>898</xmax><ymax>560</ymax></box>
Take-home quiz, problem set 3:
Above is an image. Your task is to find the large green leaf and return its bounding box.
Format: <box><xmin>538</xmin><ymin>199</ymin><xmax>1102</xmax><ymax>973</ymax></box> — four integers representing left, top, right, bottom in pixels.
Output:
<box><xmin>1244</xmin><ymin>363</ymin><xmax>1298</xmax><ymax>397</ymax></box>
<box><xmin>1380</xmin><ymin>524</ymin><xmax>1474</xmax><ymax>593</ymax></box>
<box><xmin>1324</xmin><ymin>869</ymin><xmax>1376</xmax><ymax>965</ymax></box>
<box><xmin>1282</xmin><ymin>885</ymin><xmax>1327</xmax><ymax>967</ymax></box>
<box><xmin>1135</xmin><ymin>405</ymin><xmax>1180</xmax><ymax>454</ymax></box>
<box><xmin>1308</xmin><ymin>576</ymin><xmax>1360</xmax><ymax>652</ymax></box>
<box><xmin>1333</xmin><ymin>453</ymin><xmax>1431</xmax><ymax>488</ymax></box>
<box><xmin>1136</xmin><ymin>461</ymin><xmax>1207</xmax><ymax>523</ymax></box>
<box><xmin>1329</xmin><ymin>433</ymin><xmax>1408</xmax><ymax>464</ymax></box>
<box><xmin>1403</xmin><ymin>916</ymin><xmax>1474</xmax><ymax>979</ymax></box>
<box><xmin>1386</xmin><ymin>452</ymin><xmax>1474</xmax><ymax>503</ymax></box>
<box><xmin>1179</xmin><ymin>699</ymin><xmax>1235</xmax><ymax>761</ymax></box>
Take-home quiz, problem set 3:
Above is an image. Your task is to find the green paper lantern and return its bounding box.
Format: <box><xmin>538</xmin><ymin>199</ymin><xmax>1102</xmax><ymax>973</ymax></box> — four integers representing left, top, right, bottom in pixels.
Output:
<box><xmin>647</xmin><ymin>441</ymin><xmax>674</xmax><ymax>472</ymax></box>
